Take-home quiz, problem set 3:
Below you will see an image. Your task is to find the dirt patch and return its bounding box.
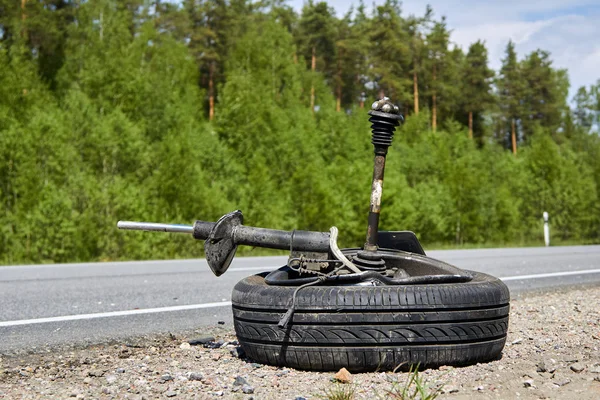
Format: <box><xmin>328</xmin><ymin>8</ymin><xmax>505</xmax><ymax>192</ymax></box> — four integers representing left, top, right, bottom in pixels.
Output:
<box><xmin>1</xmin><ymin>286</ymin><xmax>600</xmax><ymax>399</ymax></box>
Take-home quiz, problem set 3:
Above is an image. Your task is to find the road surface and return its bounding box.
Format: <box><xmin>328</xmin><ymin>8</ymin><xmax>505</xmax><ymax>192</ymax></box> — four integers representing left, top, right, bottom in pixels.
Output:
<box><xmin>1</xmin><ymin>245</ymin><xmax>600</xmax><ymax>354</ymax></box>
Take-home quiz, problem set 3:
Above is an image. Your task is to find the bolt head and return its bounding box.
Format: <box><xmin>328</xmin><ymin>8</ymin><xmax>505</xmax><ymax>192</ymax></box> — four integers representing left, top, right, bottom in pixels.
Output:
<box><xmin>370</xmin><ymin>97</ymin><xmax>400</xmax><ymax>115</ymax></box>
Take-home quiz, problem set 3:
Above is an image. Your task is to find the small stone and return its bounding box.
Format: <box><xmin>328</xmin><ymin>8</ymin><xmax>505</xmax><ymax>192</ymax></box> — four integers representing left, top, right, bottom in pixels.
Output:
<box><xmin>116</xmin><ymin>368</ymin><xmax>126</xmax><ymax>373</ymax></box>
<box><xmin>204</xmin><ymin>340</ymin><xmax>225</xmax><ymax>349</ymax></box>
<box><xmin>473</xmin><ymin>385</ymin><xmax>484</xmax><ymax>391</ymax></box>
<box><xmin>165</xmin><ymin>390</ymin><xmax>177</xmax><ymax>397</ymax></box>
<box><xmin>106</xmin><ymin>375</ymin><xmax>118</xmax><ymax>384</ymax></box>
<box><xmin>179</xmin><ymin>342</ymin><xmax>191</xmax><ymax>350</ymax></box>
<box><xmin>160</xmin><ymin>374</ymin><xmax>174</xmax><ymax>382</ymax></box>
<box><xmin>251</xmin><ymin>363</ymin><xmax>262</xmax><ymax>369</ymax></box>
<box><xmin>187</xmin><ymin>372</ymin><xmax>203</xmax><ymax>381</ymax></box>
<box><xmin>443</xmin><ymin>385</ymin><xmax>459</xmax><ymax>394</ymax></box>
<box><xmin>88</xmin><ymin>369</ymin><xmax>105</xmax><ymax>377</ymax></box>
<box><xmin>233</xmin><ymin>376</ymin><xmax>249</xmax><ymax>387</ymax></box>
<box><xmin>212</xmin><ymin>353</ymin><xmax>221</xmax><ymax>361</ymax></box>
<box><xmin>242</xmin><ymin>384</ymin><xmax>254</xmax><ymax>394</ymax></box>
<box><xmin>213</xmin><ymin>391</ymin><xmax>224</xmax><ymax>396</ymax></box>
<box><xmin>295</xmin><ymin>397</ymin><xmax>307</xmax><ymax>400</ymax></box>
<box><xmin>101</xmin><ymin>387</ymin><xmax>112</xmax><ymax>395</ymax></box>
<box><xmin>553</xmin><ymin>378</ymin><xmax>571</xmax><ymax>387</ymax></box>
<box><xmin>523</xmin><ymin>379</ymin><xmax>534</xmax><ymax>388</ymax></box>
<box><xmin>512</xmin><ymin>338</ymin><xmax>523</xmax><ymax>345</ymax></box>
<box><xmin>271</xmin><ymin>377</ymin><xmax>279</xmax><ymax>387</ymax></box>
<box><xmin>230</xmin><ymin>347</ymin><xmax>245</xmax><ymax>358</ymax></box>
<box><xmin>570</xmin><ymin>363</ymin><xmax>585</xmax><ymax>373</ymax></box>
<box><xmin>83</xmin><ymin>377</ymin><xmax>92</xmax><ymax>384</ymax></box>
<box><xmin>188</xmin><ymin>337</ymin><xmax>215</xmax><ymax>346</ymax></box>
<box><xmin>334</xmin><ymin>367</ymin><xmax>352</xmax><ymax>384</ymax></box>
<box><xmin>589</xmin><ymin>363</ymin><xmax>600</xmax><ymax>373</ymax></box>
<box><xmin>536</xmin><ymin>361</ymin><xmax>547</xmax><ymax>373</ymax></box>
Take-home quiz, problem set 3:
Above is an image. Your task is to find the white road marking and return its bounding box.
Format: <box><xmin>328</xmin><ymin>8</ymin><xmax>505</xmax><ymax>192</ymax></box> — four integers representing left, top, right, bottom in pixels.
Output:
<box><xmin>2</xmin><ymin>269</ymin><xmax>600</xmax><ymax>328</ymax></box>
<box><xmin>500</xmin><ymin>268</ymin><xmax>600</xmax><ymax>281</ymax></box>
<box><xmin>0</xmin><ymin>301</ymin><xmax>231</xmax><ymax>327</ymax></box>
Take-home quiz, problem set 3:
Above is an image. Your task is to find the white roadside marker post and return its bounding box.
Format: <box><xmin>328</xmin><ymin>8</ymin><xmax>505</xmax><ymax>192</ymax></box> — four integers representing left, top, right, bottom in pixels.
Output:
<box><xmin>543</xmin><ymin>211</ymin><xmax>550</xmax><ymax>247</ymax></box>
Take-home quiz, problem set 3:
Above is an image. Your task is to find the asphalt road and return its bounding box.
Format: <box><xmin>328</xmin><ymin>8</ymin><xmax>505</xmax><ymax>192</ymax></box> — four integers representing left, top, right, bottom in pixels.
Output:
<box><xmin>1</xmin><ymin>245</ymin><xmax>600</xmax><ymax>355</ymax></box>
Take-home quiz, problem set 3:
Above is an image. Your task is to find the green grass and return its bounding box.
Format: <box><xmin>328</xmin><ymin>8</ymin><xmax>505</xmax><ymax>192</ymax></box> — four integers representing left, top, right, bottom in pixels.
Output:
<box><xmin>318</xmin><ymin>383</ymin><xmax>356</xmax><ymax>400</ymax></box>
<box><xmin>377</xmin><ymin>365</ymin><xmax>444</xmax><ymax>400</ymax></box>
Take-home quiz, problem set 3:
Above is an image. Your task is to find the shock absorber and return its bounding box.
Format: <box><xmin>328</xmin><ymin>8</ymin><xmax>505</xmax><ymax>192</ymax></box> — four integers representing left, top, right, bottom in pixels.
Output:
<box><xmin>353</xmin><ymin>97</ymin><xmax>404</xmax><ymax>271</ymax></box>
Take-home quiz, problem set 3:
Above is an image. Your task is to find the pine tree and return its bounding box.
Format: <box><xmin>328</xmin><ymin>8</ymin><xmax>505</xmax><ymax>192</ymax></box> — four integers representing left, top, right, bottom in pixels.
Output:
<box><xmin>497</xmin><ymin>41</ymin><xmax>525</xmax><ymax>154</ymax></box>
<box><xmin>520</xmin><ymin>50</ymin><xmax>568</xmax><ymax>139</ymax></box>
<box><xmin>367</xmin><ymin>0</ymin><xmax>411</xmax><ymax>105</ymax></box>
<box><xmin>295</xmin><ymin>1</ymin><xmax>337</xmax><ymax>112</ymax></box>
<box><xmin>425</xmin><ymin>18</ymin><xmax>452</xmax><ymax>131</ymax></box>
<box><xmin>462</xmin><ymin>41</ymin><xmax>494</xmax><ymax>140</ymax></box>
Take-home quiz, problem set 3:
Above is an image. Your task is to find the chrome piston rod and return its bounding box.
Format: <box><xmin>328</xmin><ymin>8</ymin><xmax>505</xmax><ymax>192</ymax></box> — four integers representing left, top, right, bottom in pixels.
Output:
<box><xmin>117</xmin><ymin>221</ymin><xmax>194</xmax><ymax>234</ymax></box>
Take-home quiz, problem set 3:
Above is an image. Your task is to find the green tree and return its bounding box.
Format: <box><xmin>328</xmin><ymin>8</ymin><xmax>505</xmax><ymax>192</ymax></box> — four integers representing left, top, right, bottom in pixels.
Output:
<box><xmin>367</xmin><ymin>0</ymin><xmax>411</xmax><ymax>105</ymax></box>
<box><xmin>461</xmin><ymin>40</ymin><xmax>494</xmax><ymax>141</ymax></box>
<box><xmin>496</xmin><ymin>40</ymin><xmax>525</xmax><ymax>154</ymax></box>
<box><xmin>520</xmin><ymin>50</ymin><xmax>568</xmax><ymax>140</ymax></box>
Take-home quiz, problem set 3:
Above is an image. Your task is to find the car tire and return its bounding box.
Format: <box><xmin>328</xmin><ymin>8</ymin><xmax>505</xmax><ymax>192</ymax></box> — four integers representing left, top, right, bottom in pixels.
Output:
<box><xmin>231</xmin><ymin>269</ymin><xmax>510</xmax><ymax>372</ymax></box>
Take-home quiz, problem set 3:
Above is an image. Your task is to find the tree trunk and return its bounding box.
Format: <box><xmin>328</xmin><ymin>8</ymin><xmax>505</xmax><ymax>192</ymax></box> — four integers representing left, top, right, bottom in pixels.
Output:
<box><xmin>511</xmin><ymin>118</ymin><xmax>517</xmax><ymax>155</ymax></box>
<box><xmin>413</xmin><ymin>69</ymin><xmax>419</xmax><ymax>115</ymax></box>
<box><xmin>208</xmin><ymin>62</ymin><xmax>215</xmax><ymax>121</ymax></box>
<box><xmin>310</xmin><ymin>46</ymin><xmax>316</xmax><ymax>114</ymax></box>
<box><xmin>21</xmin><ymin>0</ymin><xmax>27</xmax><ymax>38</ymax></box>
<box><xmin>336</xmin><ymin>50</ymin><xmax>342</xmax><ymax>112</ymax></box>
<box><xmin>432</xmin><ymin>65</ymin><xmax>437</xmax><ymax>131</ymax></box>
<box><xmin>468</xmin><ymin>111</ymin><xmax>473</xmax><ymax>139</ymax></box>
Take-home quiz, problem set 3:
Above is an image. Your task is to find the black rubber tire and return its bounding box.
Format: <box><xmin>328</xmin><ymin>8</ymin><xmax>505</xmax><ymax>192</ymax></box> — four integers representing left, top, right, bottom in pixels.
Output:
<box><xmin>231</xmin><ymin>270</ymin><xmax>510</xmax><ymax>372</ymax></box>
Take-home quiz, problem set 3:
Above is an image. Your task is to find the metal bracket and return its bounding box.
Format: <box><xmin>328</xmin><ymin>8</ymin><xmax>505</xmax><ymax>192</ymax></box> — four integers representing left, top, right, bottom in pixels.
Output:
<box><xmin>205</xmin><ymin>210</ymin><xmax>243</xmax><ymax>276</ymax></box>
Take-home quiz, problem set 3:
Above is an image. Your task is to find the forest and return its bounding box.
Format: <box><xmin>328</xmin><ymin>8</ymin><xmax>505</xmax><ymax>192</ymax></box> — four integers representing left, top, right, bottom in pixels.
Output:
<box><xmin>0</xmin><ymin>0</ymin><xmax>599</xmax><ymax>264</ymax></box>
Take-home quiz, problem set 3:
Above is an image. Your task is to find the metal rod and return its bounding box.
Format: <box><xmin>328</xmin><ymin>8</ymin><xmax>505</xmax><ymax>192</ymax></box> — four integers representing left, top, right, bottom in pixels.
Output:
<box><xmin>117</xmin><ymin>221</ymin><xmax>194</xmax><ymax>234</ymax></box>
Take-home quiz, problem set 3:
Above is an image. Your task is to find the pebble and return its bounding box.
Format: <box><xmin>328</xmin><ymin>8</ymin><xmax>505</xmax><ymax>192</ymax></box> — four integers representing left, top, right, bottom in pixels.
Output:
<box><xmin>523</xmin><ymin>379</ymin><xmax>534</xmax><ymax>388</ymax></box>
<box><xmin>187</xmin><ymin>372</ymin><xmax>203</xmax><ymax>381</ymax></box>
<box><xmin>88</xmin><ymin>369</ymin><xmax>105</xmax><ymax>377</ymax></box>
<box><xmin>187</xmin><ymin>337</ymin><xmax>215</xmax><ymax>346</ymax></box>
<box><xmin>160</xmin><ymin>374</ymin><xmax>174</xmax><ymax>382</ymax></box>
<box><xmin>334</xmin><ymin>367</ymin><xmax>352</xmax><ymax>383</ymax></box>
<box><xmin>242</xmin><ymin>384</ymin><xmax>255</xmax><ymax>394</ymax></box>
<box><xmin>553</xmin><ymin>378</ymin><xmax>571</xmax><ymax>387</ymax></box>
<box><xmin>164</xmin><ymin>390</ymin><xmax>177</xmax><ymax>397</ymax></box>
<box><xmin>204</xmin><ymin>340</ymin><xmax>225</xmax><ymax>349</ymax></box>
<box><xmin>179</xmin><ymin>342</ymin><xmax>191</xmax><ymax>350</ymax></box>
<box><xmin>116</xmin><ymin>368</ymin><xmax>126</xmax><ymax>373</ymax></box>
<box><xmin>443</xmin><ymin>385</ymin><xmax>459</xmax><ymax>394</ymax></box>
<box><xmin>589</xmin><ymin>363</ymin><xmax>600</xmax><ymax>373</ymax></box>
<box><xmin>570</xmin><ymin>363</ymin><xmax>585</xmax><ymax>373</ymax></box>
<box><xmin>106</xmin><ymin>375</ymin><xmax>117</xmax><ymax>384</ymax></box>
<box><xmin>233</xmin><ymin>376</ymin><xmax>248</xmax><ymax>386</ymax></box>
<box><xmin>536</xmin><ymin>361</ymin><xmax>547</xmax><ymax>372</ymax></box>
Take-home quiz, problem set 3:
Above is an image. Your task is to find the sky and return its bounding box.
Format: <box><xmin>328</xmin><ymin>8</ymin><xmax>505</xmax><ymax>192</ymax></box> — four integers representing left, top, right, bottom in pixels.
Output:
<box><xmin>288</xmin><ymin>0</ymin><xmax>600</xmax><ymax>100</ymax></box>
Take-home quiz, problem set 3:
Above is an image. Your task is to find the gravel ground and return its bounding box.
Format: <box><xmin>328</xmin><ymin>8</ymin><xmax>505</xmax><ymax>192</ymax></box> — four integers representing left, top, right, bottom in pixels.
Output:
<box><xmin>1</xmin><ymin>285</ymin><xmax>600</xmax><ymax>400</ymax></box>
